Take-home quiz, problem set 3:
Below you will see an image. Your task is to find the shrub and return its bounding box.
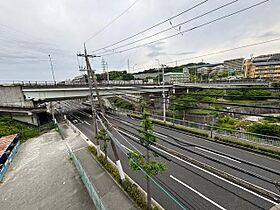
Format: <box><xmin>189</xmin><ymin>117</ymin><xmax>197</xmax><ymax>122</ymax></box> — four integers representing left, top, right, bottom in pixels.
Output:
<box><xmin>215</xmin><ymin>116</ymin><xmax>237</xmax><ymax>129</ymax></box>
<box><xmin>87</xmin><ymin>145</ymin><xmax>156</xmax><ymax>209</ymax></box>
<box><xmin>247</xmin><ymin>123</ymin><xmax>280</xmax><ymax>137</ymax></box>
<box><xmin>0</xmin><ymin>117</ymin><xmax>41</xmax><ymax>142</ymax></box>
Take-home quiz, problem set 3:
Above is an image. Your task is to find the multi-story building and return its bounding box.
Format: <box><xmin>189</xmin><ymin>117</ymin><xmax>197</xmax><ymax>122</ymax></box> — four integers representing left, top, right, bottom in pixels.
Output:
<box><xmin>72</xmin><ymin>74</ymin><xmax>88</xmax><ymax>84</ymax></box>
<box><xmin>164</xmin><ymin>68</ymin><xmax>190</xmax><ymax>83</ymax></box>
<box><xmin>253</xmin><ymin>53</ymin><xmax>280</xmax><ymax>79</ymax></box>
<box><xmin>224</xmin><ymin>58</ymin><xmax>244</xmax><ymax>72</ymax></box>
<box><xmin>243</xmin><ymin>59</ymin><xmax>255</xmax><ymax>78</ymax></box>
<box><xmin>244</xmin><ymin>53</ymin><xmax>280</xmax><ymax>79</ymax></box>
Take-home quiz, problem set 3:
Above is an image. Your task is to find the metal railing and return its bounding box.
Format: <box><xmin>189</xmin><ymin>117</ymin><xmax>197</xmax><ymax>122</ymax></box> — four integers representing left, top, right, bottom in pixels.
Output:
<box><xmin>0</xmin><ymin>80</ymin><xmax>160</xmax><ymax>87</ymax></box>
<box><xmin>66</xmin><ymin>143</ymin><xmax>106</xmax><ymax>210</ymax></box>
<box><xmin>113</xmin><ymin>108</ymin><xmax>280</xmax><ymax>147</ymax></box>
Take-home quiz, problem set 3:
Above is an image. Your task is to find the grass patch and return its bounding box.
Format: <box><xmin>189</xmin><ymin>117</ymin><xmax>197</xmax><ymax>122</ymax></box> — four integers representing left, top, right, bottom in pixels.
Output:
<box><xmin>87</xmin><ymin>146</ymin><xmax>159</xmax><ymax>210</ymax></box>
<box><xmin>0</xmin><ymin>117</ymin><xmax>55</xmax><ymax>143</ymax></box>
<box><xmin>111</xmin><ymin>97</ymin><xmax>135</xmax><ymax>110</ymax></box>
<box><xmin>214</xmin><ymin>135</ymin><xmax>280</xmax><ymax>158</ymax></box>
<box><xmin>190</xmin><ymin>109</ymin><xmax>214</xmax><ymax>115</ymax></box>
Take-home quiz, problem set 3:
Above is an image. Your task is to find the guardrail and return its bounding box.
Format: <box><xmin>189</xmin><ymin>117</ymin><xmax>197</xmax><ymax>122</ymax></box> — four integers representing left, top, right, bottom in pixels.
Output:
<box><xmin>0</xmin><ymin>80</ymin><xmax>160</xmax><ymax>87</ymax></box>
<box><xmin>113</xmin><ymin>108</ymin><xmax>280</xmax><ymax>147</ymax></box>
<box><xmin>66</xmin><ymin>143</ymin><xmax>106</xmax><ymax>210</ymax></box>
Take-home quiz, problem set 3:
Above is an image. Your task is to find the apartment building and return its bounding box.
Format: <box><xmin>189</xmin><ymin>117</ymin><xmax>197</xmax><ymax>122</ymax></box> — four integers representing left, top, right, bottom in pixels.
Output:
<box><xmin>244</xmin><ymin>53</ymin><xmax>280</xmax><ymax>79</ymax></box>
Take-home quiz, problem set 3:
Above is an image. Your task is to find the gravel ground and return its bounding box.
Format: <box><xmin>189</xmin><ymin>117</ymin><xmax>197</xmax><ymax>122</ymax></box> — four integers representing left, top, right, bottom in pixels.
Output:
<box><xmin>0</xmin><ymin>131</ymin><xmax>95</xmax><ymax>210</ymax></box>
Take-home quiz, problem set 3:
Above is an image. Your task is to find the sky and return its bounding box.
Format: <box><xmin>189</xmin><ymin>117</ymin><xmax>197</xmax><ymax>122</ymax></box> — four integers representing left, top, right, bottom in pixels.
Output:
<box><xmin>0</xmin><ymin>0</ymin><xmax>279</xmax><ymax>81</ymax></box>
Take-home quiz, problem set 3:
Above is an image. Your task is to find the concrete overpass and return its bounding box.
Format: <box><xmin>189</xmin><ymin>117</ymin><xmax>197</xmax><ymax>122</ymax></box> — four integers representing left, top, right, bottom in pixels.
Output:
<box><xmin>22</xmin><ymin>85</ymin><xmax>171</xmax><ymax>102</ymax></box>
<box><xmin>175</xmin><ymin>80</ymin><xmax>271</xmax><ymax>88</ymax></box>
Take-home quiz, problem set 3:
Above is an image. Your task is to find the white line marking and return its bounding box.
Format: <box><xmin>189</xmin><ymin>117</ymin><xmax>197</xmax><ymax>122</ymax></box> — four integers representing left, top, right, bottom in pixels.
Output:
<box><xmin>116</xmin><ymin>129</ymin><xmax>143</xmax><ymax>155</ymax></box>
<box><xmin>121</xmin><ymin>144</ymin><xmax>132</xmax><ymax>152</ymax></box>
<box><xmin>170</xmin><ymin>175</ymin><xmax>227</xmax><ymax>210</ymax></box>
<box><xmin>195</xmin><ymin>147</ymin><xmax>241</xmax><ymax>164</ymax></box>
<box><xmin>155</xmin><ymin>132</ymin><xmax>168</xmax><ymax>139</ymax></box>
<box><xmin>84</xmin><ymin>121</ymin><xmax>91</xmax><ymax>126</ymax></box>
<box><xmin>152</xmin><ymin>146</ymin><xmax>278</xmax><ymax>205</ymax></box>
<box><xmin>117</xmin><ymin>129</ymin><xmax>139</xmax><ymax>140</ymax></box>
<box><xmin>120</xmin><ymin>120</ymin><xmax>131</xmax><ymax>125</ymax></box>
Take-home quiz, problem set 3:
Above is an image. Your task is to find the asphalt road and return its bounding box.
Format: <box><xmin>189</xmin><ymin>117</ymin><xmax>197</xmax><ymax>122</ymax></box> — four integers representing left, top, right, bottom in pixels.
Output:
<box><xmin>58</xmin><ymin>101</ymin><xmax>280</xmax><ymax>210</ymax></box>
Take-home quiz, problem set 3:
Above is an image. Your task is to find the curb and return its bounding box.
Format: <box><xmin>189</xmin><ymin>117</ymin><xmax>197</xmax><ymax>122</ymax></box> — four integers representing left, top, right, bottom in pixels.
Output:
<box><xmin>66</xmin><ymin>120</ymin><xmax>165</xmax><ymax>210</ymax></box>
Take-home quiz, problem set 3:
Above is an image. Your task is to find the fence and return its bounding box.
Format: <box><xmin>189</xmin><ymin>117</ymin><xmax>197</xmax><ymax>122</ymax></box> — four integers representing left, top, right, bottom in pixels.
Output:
<box><xmin>65</xmin><ymin>143</ymin><xmax>106</xmax><ymax>210</ymax></box>
<box><xmin>113</xmin><ymin>108</ymin><xmax>280</xmax><ymax>147</ymax></box>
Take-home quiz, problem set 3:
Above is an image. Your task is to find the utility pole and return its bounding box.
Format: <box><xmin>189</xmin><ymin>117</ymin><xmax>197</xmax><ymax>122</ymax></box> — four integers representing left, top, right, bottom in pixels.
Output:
<box><xmin>77</xmin><ymin>45</ymin><xmax>102</xmax><ymax>156</ymax></box>
<box><xmin>102</xmin><ymin>58</ymin><xmax>110</xmax><ymax>82</ymax></box>
<box><xmin>162</xmin><ymin>64</ymin><xmax>166</xmax><ymax>122</ymax></box>
<box><xmin>78</xmin><ymin>44</ymin><xmax>122</xmax><ymax>175</ymax></box>
<box><xmin>101</xmin><ymin>58</ymin><xmax>106</xmax><ymax>74</ymax></box>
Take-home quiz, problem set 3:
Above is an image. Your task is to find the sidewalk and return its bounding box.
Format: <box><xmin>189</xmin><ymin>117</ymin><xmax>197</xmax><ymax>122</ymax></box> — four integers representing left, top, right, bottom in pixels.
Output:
<box><xmin>60</xmin><ymin>122</ymin><xmax>138</xmax><ymax>210</ymax></box>
<box><xmin>0</xmin><ymin>131</ymin><xmax>95</xmax><ymax>210</ymax></box>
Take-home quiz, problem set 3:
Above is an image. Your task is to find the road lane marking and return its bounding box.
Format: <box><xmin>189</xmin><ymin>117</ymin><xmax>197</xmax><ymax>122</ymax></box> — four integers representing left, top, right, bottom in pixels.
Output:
<box><xmin>116</xmin><ymin>129</ymin><xmax>143</xmax><ymax>155</ymax></box>
<box><xmin>121</xmin><ymin>144</ymin><xmax>132</xmax><ymax>152</ymax></box>
<box><xmin>84</xmin><ymin>121</ymin><xmax>91</xmax><ymax>126</ymax></box>
<box><xmin>195</xmin><ymin>147</ymin><xmax>241</xmax><ymax>164</ymax></box>
<box><xmin>120</xmin><ymin>120</ymin><xmax>132</xmax><ymax>125</ymax></box>
<box><xmin>170</xmin><ymin>175</ymin><xmax>227</xmax><ymax>210</ymax></box>
<box><xmin>155</xmin><ymin>132</ymin><xmax>168</xmax><ymax>139</ymax></box>
<box><xmin>117</xmin><ymin>129</ymin><xmax>139</xmax><ymax>140</ymax></box>
<box><xmin>152</xmin><ymin>146</ymin><xmax>278</xmax><ymax>205</ymax></box>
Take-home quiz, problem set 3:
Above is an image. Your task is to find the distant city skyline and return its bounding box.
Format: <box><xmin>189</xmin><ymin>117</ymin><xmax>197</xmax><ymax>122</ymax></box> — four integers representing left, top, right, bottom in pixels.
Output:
<box><xmin>0</xmin><ymin>0</ymin><xmax>279</xmax><ymax>81</ymax></box>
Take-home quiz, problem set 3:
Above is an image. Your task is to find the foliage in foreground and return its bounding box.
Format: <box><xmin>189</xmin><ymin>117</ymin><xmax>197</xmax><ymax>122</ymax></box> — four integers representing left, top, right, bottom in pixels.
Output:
<box><xmin>88</xmin><ymin>145</ymin><xmax>160</xmax><ymax>210</ymax></box>
<box><xmin>0</xmin><ymin>117</ymin><xmax>40</xmax><ymax>142</ymax></box>
<box><xmin>0</xmin><ymin>117</ymin><xmax>55</xmax><ymax>143</ymax></box>
<box><xmin>128</xmin><ymin>98</ymin><xmax>166</xmax><ymax>210</ymax></box>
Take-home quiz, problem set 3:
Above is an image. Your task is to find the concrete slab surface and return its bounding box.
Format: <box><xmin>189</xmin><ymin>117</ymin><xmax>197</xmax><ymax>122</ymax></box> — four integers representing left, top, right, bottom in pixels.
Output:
<box><xmin>0</xmin><ymin>131</ymin><xmax>95</xmax><ymax>210</ymax></box>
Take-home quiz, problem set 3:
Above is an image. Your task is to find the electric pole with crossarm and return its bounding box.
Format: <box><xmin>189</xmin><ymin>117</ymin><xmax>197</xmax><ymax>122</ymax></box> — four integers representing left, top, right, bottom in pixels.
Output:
<box><xmin>77</xmin><ymin>44</ymin><xmax>102</xmax><ymax>155</ymax></box>
<box><xmin>77</xmin><ymin>44</ymin><xmax>122</xmax><ymax>176</ymax></box>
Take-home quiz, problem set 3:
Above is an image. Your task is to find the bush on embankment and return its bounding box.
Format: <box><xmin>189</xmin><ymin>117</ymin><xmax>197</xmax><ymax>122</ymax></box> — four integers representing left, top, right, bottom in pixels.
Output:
<box><xmin>0</xmin><ymin>117</ymin><xmax>54</xmax><ymax>142</ymax></box>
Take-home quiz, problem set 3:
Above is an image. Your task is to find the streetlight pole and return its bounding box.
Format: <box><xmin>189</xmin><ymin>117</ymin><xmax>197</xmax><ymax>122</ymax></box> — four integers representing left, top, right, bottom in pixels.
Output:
<box><xmin>155</xmin><ymin>59</ymin><xmax>160</xmax><ymax>85</ymax></box>
<box><xmin>48</xmin><ymin>54</ymin><xmax>56</xmax><ymax>124</ymax></box>
<box><xmin>48</xmin><ymin>54</ymin><xmax>56</xmax><ymax>84</ymax></box>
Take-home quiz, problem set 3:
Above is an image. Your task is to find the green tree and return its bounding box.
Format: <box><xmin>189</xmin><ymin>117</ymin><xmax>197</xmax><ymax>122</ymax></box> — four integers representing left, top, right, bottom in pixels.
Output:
<box><xmin>128</xmin><ymin>99</ymin><xmax>166</xmax><ymax>210</ymax></box>
<box><xmin>96</xmin><ymin>128</ymin><xmax>110</xmax><ymax>160</ymax></box>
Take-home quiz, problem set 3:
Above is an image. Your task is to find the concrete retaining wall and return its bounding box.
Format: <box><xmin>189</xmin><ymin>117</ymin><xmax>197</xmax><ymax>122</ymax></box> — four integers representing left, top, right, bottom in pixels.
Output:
<box><xmin>0</xmin><ymin>86</ymin><xmax>34</xmax><ymax>108</ymax></box>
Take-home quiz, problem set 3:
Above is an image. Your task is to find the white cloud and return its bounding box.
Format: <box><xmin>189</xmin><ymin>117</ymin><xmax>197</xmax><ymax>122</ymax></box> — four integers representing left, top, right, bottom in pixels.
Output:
<box><xmin>0</xmin><ymin>0</ymin><xmax>279</xmax><ymax>80</ymax></box>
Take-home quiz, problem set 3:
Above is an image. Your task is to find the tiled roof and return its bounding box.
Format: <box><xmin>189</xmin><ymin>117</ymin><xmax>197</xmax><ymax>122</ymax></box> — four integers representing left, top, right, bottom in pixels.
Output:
<box><xmin>0</xmin><ymin>134</ymin><xmax>17</xmax><ymax>158</ymax></box>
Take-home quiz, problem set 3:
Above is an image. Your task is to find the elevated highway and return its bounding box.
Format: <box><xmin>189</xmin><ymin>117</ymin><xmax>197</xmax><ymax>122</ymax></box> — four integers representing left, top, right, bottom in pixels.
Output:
<box><xmin>22</xmin><ymin>85</ymin><xmax>171</xmax><ymax>102</ymax></box>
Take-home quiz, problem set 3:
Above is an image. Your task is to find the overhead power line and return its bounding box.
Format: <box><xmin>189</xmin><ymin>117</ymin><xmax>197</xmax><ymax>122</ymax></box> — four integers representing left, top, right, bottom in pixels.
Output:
<box><xmin>96</xmin><ymin>0</ymin><xmax>238</xmax><ymax>54</ymax></box>
<box><xmin>134</xmin><ymin>37</ymin><xmax>280</xmax><ymax>71</ymax></box>
<box><xmin>91</xmin><ymin>0</ymin><xmax>209</xmax><ymax>53</ymax></box>
<box><xmin>85</xmin><ymin>0</ymin><xmax>142</xmax><ymax>43</ymax></box>
<box><xmin>98</xmin><ymin>0</ymin><xmax>269</xmax><ymax>57</ymax></box>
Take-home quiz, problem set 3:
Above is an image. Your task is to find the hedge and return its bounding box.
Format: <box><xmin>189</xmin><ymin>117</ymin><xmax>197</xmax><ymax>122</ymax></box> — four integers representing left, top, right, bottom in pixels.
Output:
<box><xmin>87</xmin><ymin>146</ymin><xmax>160</xmax><ymax>210</ymax></box>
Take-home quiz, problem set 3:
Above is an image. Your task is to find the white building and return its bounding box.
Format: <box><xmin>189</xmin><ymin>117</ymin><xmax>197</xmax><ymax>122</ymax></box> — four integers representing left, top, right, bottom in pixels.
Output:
<box><xmin>164</xmin><ymin>68</ymin><xmax>190</xmax><ymax>83</ymax></box>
